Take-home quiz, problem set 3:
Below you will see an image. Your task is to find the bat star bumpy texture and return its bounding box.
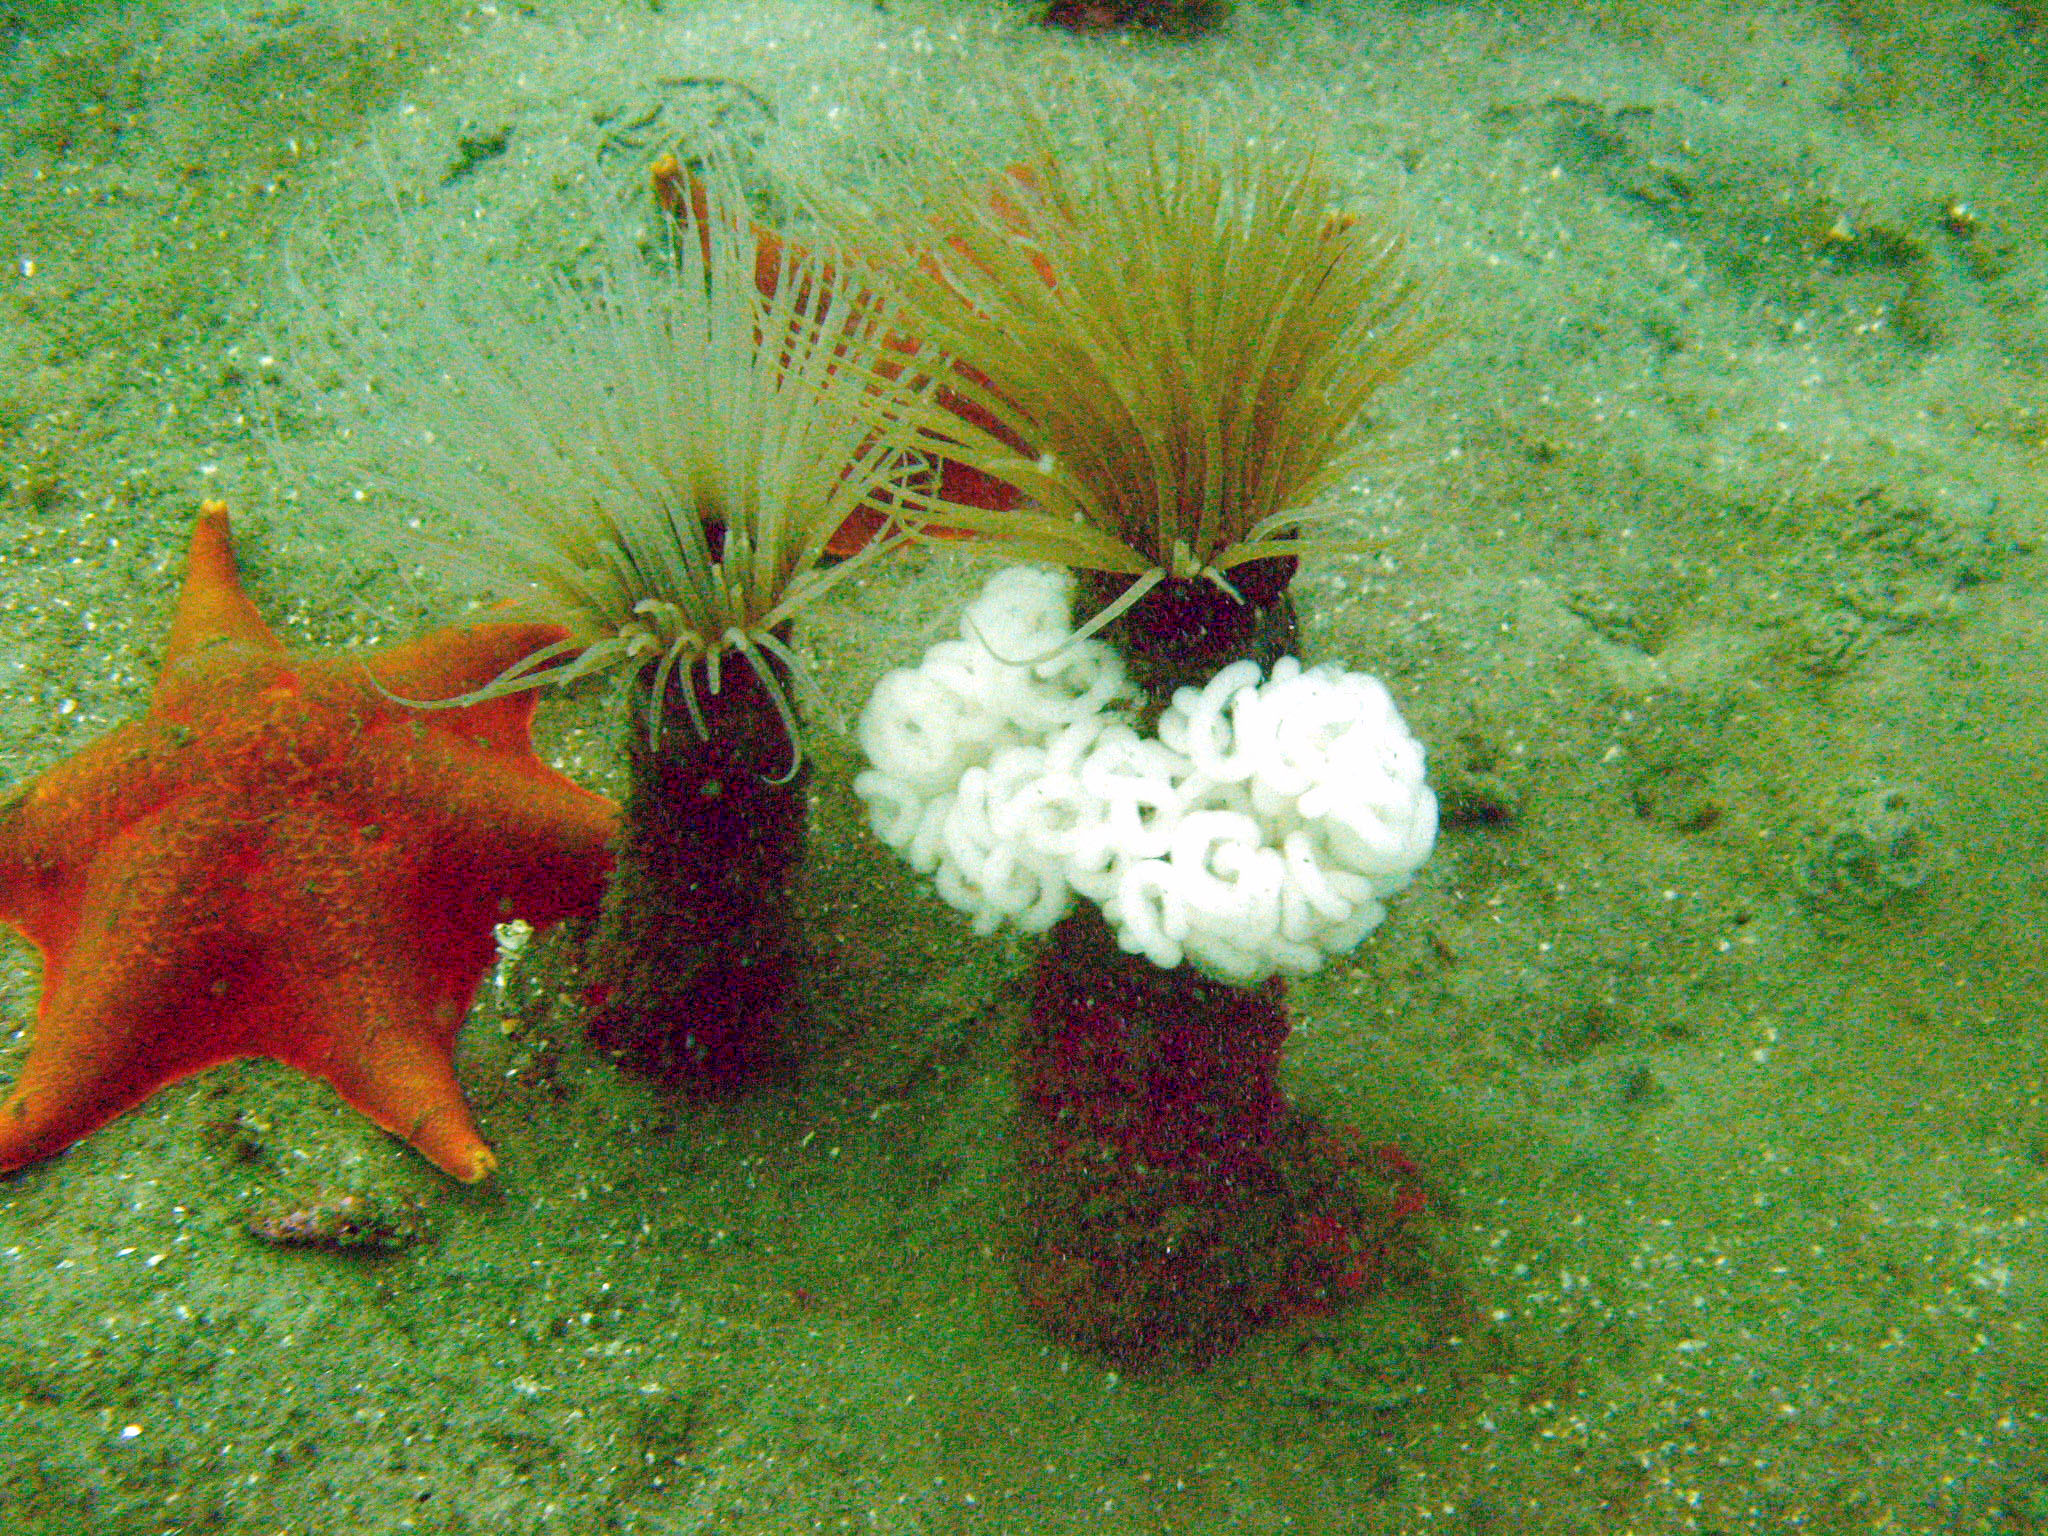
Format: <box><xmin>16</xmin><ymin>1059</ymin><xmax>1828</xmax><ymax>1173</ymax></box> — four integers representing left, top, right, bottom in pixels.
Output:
<box><xmin>0</xmin><ymin>502</ymin><xmax>618</xmax><ymax>1181</ymax></box>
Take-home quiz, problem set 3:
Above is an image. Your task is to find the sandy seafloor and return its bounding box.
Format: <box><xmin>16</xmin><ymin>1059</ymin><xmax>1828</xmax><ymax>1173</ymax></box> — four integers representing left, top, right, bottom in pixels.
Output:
<box><xmin>1</xmin><ymin>0</ymin><xmax>2045</xmax><ymax>1531</ymax></box>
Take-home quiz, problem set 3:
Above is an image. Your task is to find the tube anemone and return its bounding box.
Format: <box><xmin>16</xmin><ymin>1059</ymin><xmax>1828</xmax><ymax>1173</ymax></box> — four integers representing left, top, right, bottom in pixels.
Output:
<box><xmin>834</xmin><ymin>94</ymin><xmax>1439</xmax><ymax>1358</ymax></box>
<box><xmin>1039</xmin><ymin>0</ymin><xmax>1233</xmax><ymax>36</ymax></box>
<box><xmin>306</xmin><ymin>156</ymin><xmax>950</xmax><ymax>1090</ymax></box>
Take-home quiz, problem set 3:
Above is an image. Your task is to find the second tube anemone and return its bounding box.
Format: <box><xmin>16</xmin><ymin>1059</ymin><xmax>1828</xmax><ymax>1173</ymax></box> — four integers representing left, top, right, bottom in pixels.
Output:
<box><xmin>844</xmin><ymin>94</ymin><xmax>1438</xmax><ymax>1359</ymax></box>
<box><xmin>308</xmin><ymin>156</ymin><xmax>946</xmax><ymax>1092</ymax></box>
<box><xmin>1038</xmin><ymin>0</ymin><xmax>1234</xmax><ymax>39</ymax></box>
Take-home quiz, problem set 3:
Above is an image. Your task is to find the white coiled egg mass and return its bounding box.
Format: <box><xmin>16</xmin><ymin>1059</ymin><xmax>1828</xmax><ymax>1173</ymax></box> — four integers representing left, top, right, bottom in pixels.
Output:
<box><xmin>855</xmin><ymin>567</ymin><xmax>1436</xmax><ymax>985</ymax></box>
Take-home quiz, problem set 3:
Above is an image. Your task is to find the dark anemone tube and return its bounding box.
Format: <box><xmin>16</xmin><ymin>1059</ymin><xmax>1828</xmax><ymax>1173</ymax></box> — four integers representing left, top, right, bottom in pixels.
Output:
<box><xmin>586</xmin><ymin>649</ymin><xmax>807</xmax><ymax>1091</ymax></box>
<box><xmin>1015</xmin><ymin>576</ymin><xmax>1426</xmax><ymax>1361</ymax></box>
<box><xmin>1039</xmin><ymin>0</ymin><xmax>1233</xmax><ymax>38</ymax></box>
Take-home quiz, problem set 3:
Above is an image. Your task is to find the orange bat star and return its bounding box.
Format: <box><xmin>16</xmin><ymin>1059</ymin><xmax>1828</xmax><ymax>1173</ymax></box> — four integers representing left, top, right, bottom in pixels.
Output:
<box><xmin>0</xmin><ymin>502</ymin><xmax>618</xmax><ymax>1181</ymax></box>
